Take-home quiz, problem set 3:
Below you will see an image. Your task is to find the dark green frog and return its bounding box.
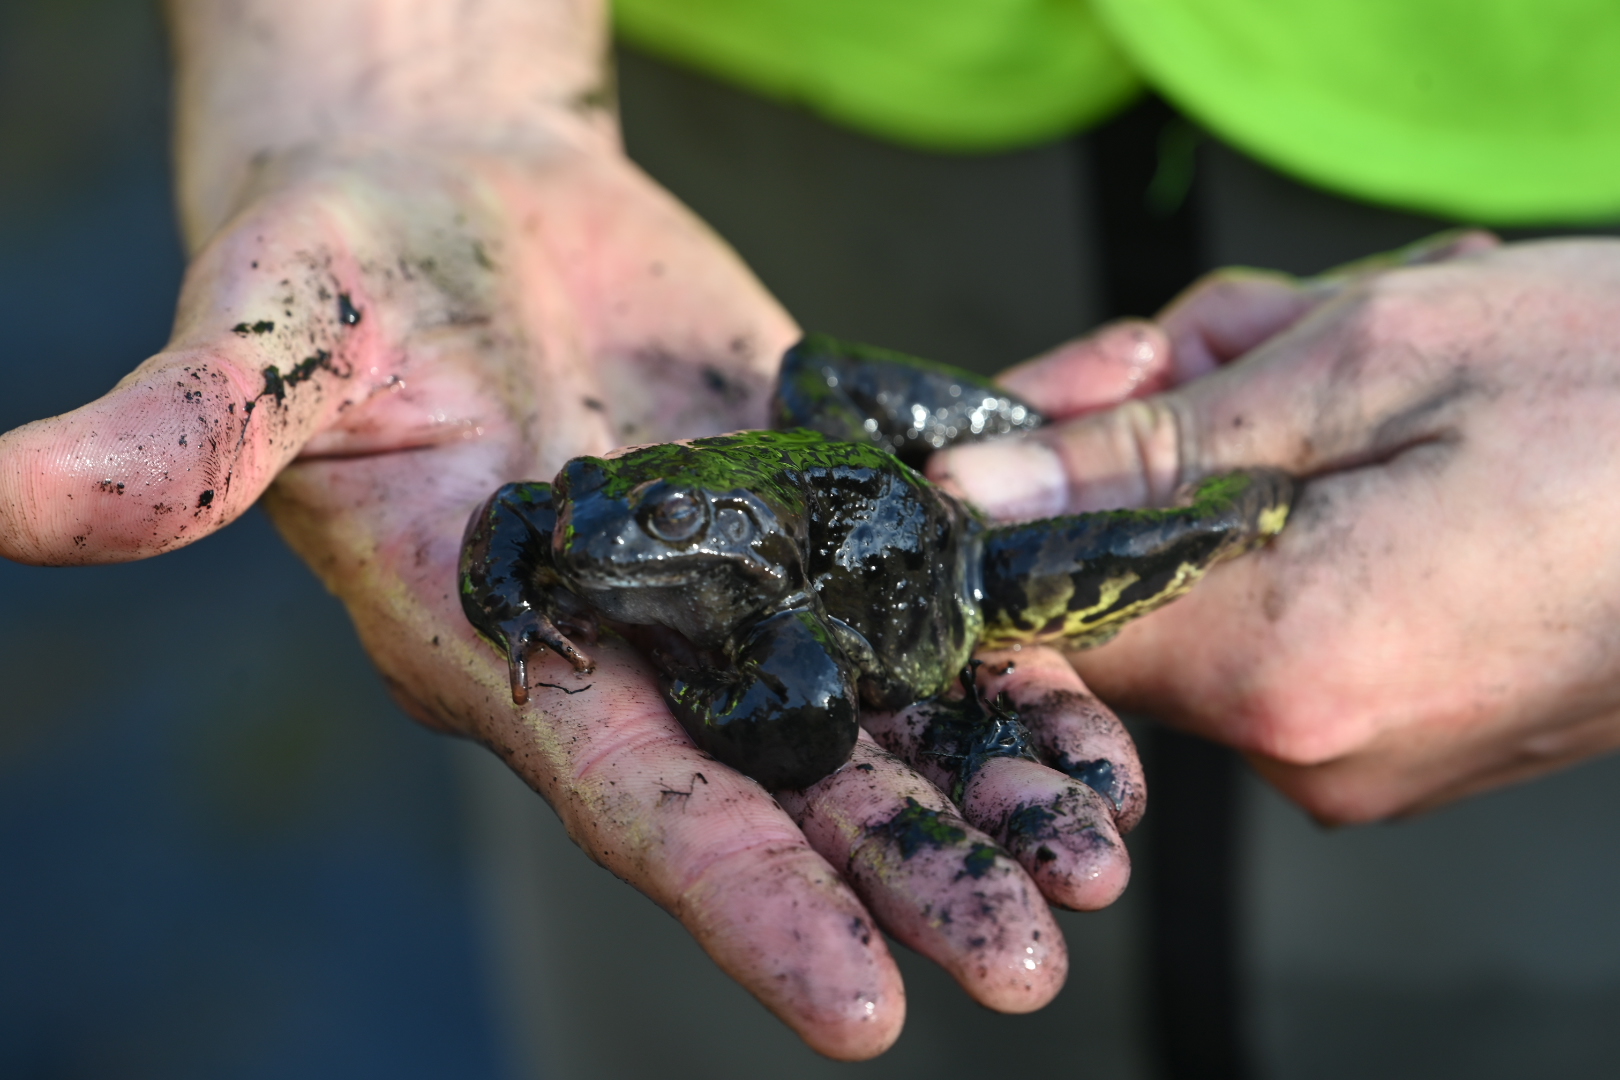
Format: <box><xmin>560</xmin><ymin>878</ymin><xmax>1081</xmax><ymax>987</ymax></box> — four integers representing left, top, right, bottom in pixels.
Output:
<box><xmin>460</xmin><ymin>335</ymin><xmax>1292</xmax><ymax>789</ymax></box>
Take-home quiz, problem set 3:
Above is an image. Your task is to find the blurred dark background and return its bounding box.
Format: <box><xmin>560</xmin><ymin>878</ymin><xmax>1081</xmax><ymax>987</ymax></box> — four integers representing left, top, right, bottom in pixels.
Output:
<box><xmin>8</xmin><ymin>2</ymin><xmax>1620</xmax><ymax>1079</ymax></box>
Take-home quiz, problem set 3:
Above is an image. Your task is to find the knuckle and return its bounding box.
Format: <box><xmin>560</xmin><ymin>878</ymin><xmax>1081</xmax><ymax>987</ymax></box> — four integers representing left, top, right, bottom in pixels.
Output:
<box><xmin>1229</xmin><ymin>677</ymin><xmax>1373</xmax><ymax>768</ymax></box>
<box><xmin>1111</xmin><ymin>397</ymin><xmax>1183</xmax><ymax>503</ymax></box>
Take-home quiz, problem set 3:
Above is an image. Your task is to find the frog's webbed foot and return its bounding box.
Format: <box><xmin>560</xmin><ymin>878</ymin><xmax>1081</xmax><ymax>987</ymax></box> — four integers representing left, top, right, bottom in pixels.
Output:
<box><xmin>460</xmin><ymin>482</ymin><xmax>598</xmax><ymax>705</ymax></box>
<box><xmin>912</xmin><ymin>662</ymin><xmax>1040</xmax><ymax>804</ymax></box>
<box><xmin>498</xmin><ymin>609</ymin><xmax>596</xmax><ymax>705</ymax></box>
<box><xmin>772</xmin><ymin>334</ymin><xmax>1043</xmax><ymax>468</ymax></box>
<box><xmin>978</xmin><ymin>468</ymin><xmax>1296</xmax><ymax>648</ymax></box>
<box><xmin>661</xmin><ymin>608</ymin><xmax>859</xmax><ymax>789</ymax></box>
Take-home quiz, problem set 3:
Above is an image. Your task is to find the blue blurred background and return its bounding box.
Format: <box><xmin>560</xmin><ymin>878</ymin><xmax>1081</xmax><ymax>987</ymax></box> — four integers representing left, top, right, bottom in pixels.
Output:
<box><xmin>0</xmin><ymin>2</ymin><xmax>504</xmax><ymax>1076</ymax></box>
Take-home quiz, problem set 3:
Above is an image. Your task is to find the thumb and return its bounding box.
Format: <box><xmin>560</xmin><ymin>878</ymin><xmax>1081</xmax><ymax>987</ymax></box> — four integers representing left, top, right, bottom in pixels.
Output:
<box><xmin>0</xmin><ymin>204</ymin><xmax>377</xmax><ymax>565</ymax></box>
<box><xmin>929</xmin><ymin>269</ymin><xmax>1476</xmax><ymax>518</ymax></box>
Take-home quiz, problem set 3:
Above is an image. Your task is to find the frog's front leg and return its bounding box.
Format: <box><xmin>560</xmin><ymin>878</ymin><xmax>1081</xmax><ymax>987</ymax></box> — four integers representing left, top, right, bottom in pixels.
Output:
<box><xmin>460</xmin><ymin>482</ymin><xmax>597</xmax><ymax>705</ymax></box>
<box><xmin>978</xmin><ymin>469</ymin><xmax>1295</xmax><ymax>648</ymax></box>
<box><xmin>662</xmin><ymin>608</ymin><xmax>860</xmax><ymax>790</ymax></box>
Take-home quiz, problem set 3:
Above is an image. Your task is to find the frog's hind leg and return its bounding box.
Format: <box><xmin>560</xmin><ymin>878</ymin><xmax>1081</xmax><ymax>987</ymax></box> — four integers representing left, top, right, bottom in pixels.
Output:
<box><xmin>771</xmin><ymin>334</ymin><xmax>1043</xmax><ymax>467</ymax></box>
<box><xmin>978</xmin><ymin>468</ymin><xmax>1294</xmax><ymax>648</ymax></box>
<box><xmin>460</xmin><ymin>482</ymin><xmax>597</xmax><ymax>705</ymax></box>
<box><xmin>661</xmin><ymin>608</ymin><xmax>859</xmax><ymax>789</ymax></box>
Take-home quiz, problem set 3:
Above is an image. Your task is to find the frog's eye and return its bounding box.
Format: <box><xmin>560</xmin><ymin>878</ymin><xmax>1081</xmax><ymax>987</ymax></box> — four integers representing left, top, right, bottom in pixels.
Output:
<box><xmin>643</xmin><ymin>488</ymin><xmax>709</xmax><ymax>543</ymax></box>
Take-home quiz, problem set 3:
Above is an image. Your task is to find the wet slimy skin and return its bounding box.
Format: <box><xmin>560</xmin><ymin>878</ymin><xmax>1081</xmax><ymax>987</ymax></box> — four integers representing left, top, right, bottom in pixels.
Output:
<box><xmin>460</xmin><ymin>336</ymin><xmax>1293</xmax><ymax>789</ymax></box>
<box><xmin>773</xmin><ymin>334</ymin><xmax>1043</xmax><ymax>467</ymax></box>
<box><xmin>461</xmin><ymin>427</ymin><xmax>983</xmax><ymax>789</ymax></box>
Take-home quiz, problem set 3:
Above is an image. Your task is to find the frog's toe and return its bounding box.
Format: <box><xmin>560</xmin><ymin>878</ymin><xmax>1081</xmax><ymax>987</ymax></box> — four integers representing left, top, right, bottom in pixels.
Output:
<box><xmin>549</xmin><ymin>633</ymin><xmax>596</xmax><ymax>675</ymax></box>
<box><xmin>499</xmin><ymin>611</ymin><xmax>596</xmax><ymax>704</ymax></box>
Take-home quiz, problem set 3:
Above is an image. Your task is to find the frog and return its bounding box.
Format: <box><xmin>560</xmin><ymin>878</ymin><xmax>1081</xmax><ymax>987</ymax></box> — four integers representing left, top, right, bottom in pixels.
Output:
<box><xmin>459</xmin><ymin>334</ymin><xmax>1293</xmax><ymax>790</ymax></box>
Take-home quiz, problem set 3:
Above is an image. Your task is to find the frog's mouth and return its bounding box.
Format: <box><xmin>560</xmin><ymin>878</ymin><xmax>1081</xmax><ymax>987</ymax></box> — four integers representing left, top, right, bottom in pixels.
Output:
<box><xmin>565</xmin><ymin>542</ymin><xmax>790</xmax><ymax>597</ymax></box>
<box><xmin>565</xmin><ymin>554</ymin><xmax>736</xmax><ymax>591</ymax></box>
<box><xmin>570</xmin><ymin>558</ymin><xmax>786</xmax><ymax>649</ymax></box>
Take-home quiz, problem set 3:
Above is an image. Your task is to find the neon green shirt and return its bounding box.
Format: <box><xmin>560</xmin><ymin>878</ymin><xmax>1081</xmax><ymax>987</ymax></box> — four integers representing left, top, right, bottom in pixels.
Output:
<box><xmin>613</xmin><ymin>0</ymin><xmax>1620</xmax><ymax>225</ymax></box>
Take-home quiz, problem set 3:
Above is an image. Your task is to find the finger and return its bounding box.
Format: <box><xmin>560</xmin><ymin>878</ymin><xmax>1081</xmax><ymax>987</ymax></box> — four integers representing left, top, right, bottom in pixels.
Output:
<box><xmin>996</xmin><ymin>320</ymin><xmax>1174</xmax><ymax>419</ymax></box>
<box><xmin>0</xmin><ymin>191</ymin><xmax>389</xmax><ymax>565</ymax></box>
<box><xmin>933</xmin><ymin>254</ymin><xmax>1507</xmax><ymax>520</ymax></box>
<box><xmin>267</xmin><ymin>450</ymin><xmax>904</xmax><ymax>1060</ymax></box>
<box><xmin>927</xmin><ymin>275</ymin><xmax>1313</xmax><ymax>516</ymax></box>
<box><xmin>512</xmin><ymin>645</ymin><xmax>905</xmax><ymax>1059</ymax></box>
<box><xmin>974</xmin><ymin>646</ymin><xmax>1146</xmax><ymax>833</ymax></box>
<box><xmin>1310</xmin><ymin>227</ymin><xmax>1501</xmax><ymax>287</ymax></box>
<box><xmin>776</xmin><ymin>736</ymin><xmax>1068</xmax><ymax>1011</ymax></box>
<box><xmin>960</xmin><ymin>758</ymin><xmax>1129</xmax><ymax>911</ymax></box>
<box><xmin>1157</xmin><ymin>229</ymin><xmax>1502</xmax><ymax>383</ymax></box>
<box><xmin>861</xmin><ymin>690</ymin><xmax>1132</xmax><ymax>912</ymax></box>
<box><xmin>1249</xmin><ymin>701</ymin><xmax>1620</xmax><ymax>826</ymax></box>
<box><xmin>1158</xmin><ymin>267</ymin><xmax>1320</xmax><ymax>381</ymax></box>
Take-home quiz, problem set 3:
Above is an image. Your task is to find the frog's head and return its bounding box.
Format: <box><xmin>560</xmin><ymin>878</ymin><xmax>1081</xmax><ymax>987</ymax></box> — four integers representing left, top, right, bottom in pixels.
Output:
<box><xmin>552</xmin><ymin>445</ymin><xmax>806</xmax><ymax>648</ymax></box>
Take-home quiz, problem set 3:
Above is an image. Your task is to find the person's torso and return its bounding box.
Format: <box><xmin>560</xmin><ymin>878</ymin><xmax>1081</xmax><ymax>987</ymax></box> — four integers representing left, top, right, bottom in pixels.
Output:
<box><xmin>613</xmin><ymin>0</ymin><xmax>1620</xmax><ymax>224</ymax></box>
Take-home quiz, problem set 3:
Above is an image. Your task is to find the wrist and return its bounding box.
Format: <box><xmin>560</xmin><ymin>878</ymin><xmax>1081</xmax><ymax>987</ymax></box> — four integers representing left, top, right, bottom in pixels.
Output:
<box><xmin>167</xmin><ymin>0</ymin><xmax>618</xmax><ymax>248</ymax></box>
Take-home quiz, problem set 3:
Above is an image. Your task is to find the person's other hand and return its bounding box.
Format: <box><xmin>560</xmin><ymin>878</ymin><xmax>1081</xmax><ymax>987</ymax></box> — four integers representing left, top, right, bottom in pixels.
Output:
<box><xmin>931</xmin><ymin>236</ymin><xmax>1620</xmax><ymax>823</ymax></box>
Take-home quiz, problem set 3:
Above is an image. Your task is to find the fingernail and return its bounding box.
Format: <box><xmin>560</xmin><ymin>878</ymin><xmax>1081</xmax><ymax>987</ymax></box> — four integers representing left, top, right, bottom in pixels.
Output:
<box><xmin>932</xmin><ymin>440</ymin><xmax>1067</xmax><ymax>520</ymax></box>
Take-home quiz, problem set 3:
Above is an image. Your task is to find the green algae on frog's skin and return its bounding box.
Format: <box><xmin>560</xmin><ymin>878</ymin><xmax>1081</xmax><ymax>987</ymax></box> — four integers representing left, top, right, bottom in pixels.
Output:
<box><xmin>581</xmin><ymin>427</ymin><xmax>924</xmax><ymax>508</ymax></box>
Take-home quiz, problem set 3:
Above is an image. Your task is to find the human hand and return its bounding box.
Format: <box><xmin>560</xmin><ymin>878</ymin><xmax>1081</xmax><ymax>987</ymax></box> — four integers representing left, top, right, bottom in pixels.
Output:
<box><xmin>0</xmin><ymin>0</ymin><xmax>1149</xmax><ymax>1057</ymax></box>
<box><xmin>932</xmin><ymin>236</ymin><xmax>1620</xmax><ymax>823</ymax></box>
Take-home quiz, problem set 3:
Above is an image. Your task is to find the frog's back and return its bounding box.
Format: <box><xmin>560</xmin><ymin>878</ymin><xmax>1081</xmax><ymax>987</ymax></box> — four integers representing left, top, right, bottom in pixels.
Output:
<box><xmin>792</xmin><ymin>441</ymin><xmax>983</xmax><ymax>710</ymax></box>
